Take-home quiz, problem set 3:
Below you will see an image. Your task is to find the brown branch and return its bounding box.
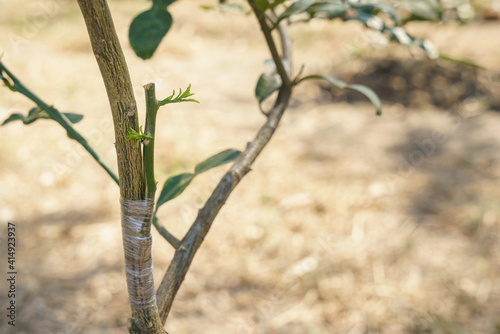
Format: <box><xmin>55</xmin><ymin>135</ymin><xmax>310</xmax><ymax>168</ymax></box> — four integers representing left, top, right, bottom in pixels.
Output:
<box><xmin>248</xmin><ymin>1</ymin><xmax>292</xmax><ymax>88</ymax></box>
<box><xmin>76</xmin><ymin>0</ymin><xmax>144</xmax><ymax>200</ymax></box>
<box><xmin>156</xmin><ymin>85</ymin><xmax>293</xmax><ymax>323</ymax></box>
<box><xmin>153</xmin><ymin>216</ymin><xmax>181</xmax><ymax>249</ymax></box>
<box><xmin>76</xmin><ymin>1</ymin><xmax>164</xmax><ymax>333</ymax></box>
<box><xmin>277</xmin><ymin>20</ymin><xmax>292</xmax><ymax>76</ymax></box>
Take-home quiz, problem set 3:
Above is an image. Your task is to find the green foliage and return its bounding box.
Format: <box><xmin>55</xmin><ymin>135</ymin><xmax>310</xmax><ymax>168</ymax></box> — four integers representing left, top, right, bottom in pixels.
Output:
<box><xmin>156</xmin><ymin>173</ymin><xmax>195</xmax><ymax>210</ymax></box>
<box><xmin>298</xmin><ymin>74</ymin><xmax>382</xmax><ymax>115</ymax></box>
<box><xmin>155</xmin><ymin>149</ymin><xmax>241</xmax><ymax>212</ymax></box>
<box><xmin>398</xmin><ymin>0</ymin><xmax>442</xmax><ymax>23</ymax></box>
<box><xmin>158</xmin><ymin>84</ymin><xmax>200</xmax><ymax>106</ymax></box>
<box><xmin>194</xmin><ymin>149</ymin><xmax>241</xmax><ymax>174</ymax></box>
<box><xmin>2</xmin><ymin>106</ymin><xmax>83</xmax><ymax>126</ymax></box>
<box><xmin>307</xmin><ymin>2</ymin><xmax>349</xmax><ymax>19</ymax></box>
<box><xmin>255</xmin><ymin>72</ymin><xmax>282</xmax><ymax>103</ymax></box>
<box><xmin>126</xmin><ymin>126</ymin><xmax>152</xmax><ymax>148</ymax></box>
<box><xmin>275</xmin><ymin>0</ymin><xmax>319</xmax><ymax>24</ymax></box>
<box><xmin>129</xmin><ymin>0</ymin><xmax>175</xmax><ymax>60</ymax></box>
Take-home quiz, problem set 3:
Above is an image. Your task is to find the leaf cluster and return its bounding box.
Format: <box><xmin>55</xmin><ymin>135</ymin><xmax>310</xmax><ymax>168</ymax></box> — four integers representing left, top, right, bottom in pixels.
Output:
<box><xmin>158</xmin><ymin>84</ymin><xmax>200</xmax><ymax>106</ymax></box>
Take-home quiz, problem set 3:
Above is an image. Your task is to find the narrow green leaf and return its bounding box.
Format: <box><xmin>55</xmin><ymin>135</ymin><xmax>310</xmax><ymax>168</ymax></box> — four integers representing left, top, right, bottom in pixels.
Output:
<box><xmin>399</xmin><ymin>0</ymin><xmax>441</xmax><ymax>22</ymax></box>
<box><xmin>255</xmin><ymin>72</ymin><xmax>281</xmax><ymax>103</ymax></box>
<box><xmin>129</xmin><ymin>7</ymin><xmax>173</xmax><ymax>60</ymax></box>
<box><xmin>155</xmin><ymin>148</ymin><xmax>241</xmax><ymax>211</ymax></box>
<box><xmin>309</xmin><ymin>3</ymin><xmax>349</xmax><ymax>19</ymax></box>
<box><xmin>62</xmin><ymin>112</ymin><xmax>84</xmax><ymax>124</ymax></box>
<box><xmin>347</xmin><ymin>84</ymin><xmax>383</xmax><ymax>115</ymax></box>
<box><xmin>156</xmin><ymin>173</ymin><xmax>195</xmax><ymax>211</ymax></box>
<box><xmin>195</xmin><ymin>149</ymin><xmax>241</xmax><ymax>175</ymax></box>
<box><xmin>1</xmin><ymin>113</ymin><xmax>24</xmax><ymax>126</ymax></box>
<box><xmin>277</xmin><ymin>0</ymin><xmax>320</xmax><ymax>22</ymax></box>
<box><xmin>439</xmin><ymin>54</ymin><xmax>486</xmax><ymax>70</ymax></box>
<box><xmin>299</xmin><ymin>74</ymin><xmax>382</xmax><ymax>115</ymax></box>
<box><xmin>1</xmin><ymin>107</ymin><xmax>84</xmax><ymax>126</ymax></box>
<box><xmin>349</xmin><ymin>2</ymin><xmax>400</xmax><ymax>24</ymax></box>
<box><xmin>349</xmin><ymin>11</ymin><xmax>385</xmax><ymax>31</ymax></box>
<box><xmin>375</xmin><ymin>3</ymin><xmax>400</xmax><ymax>24</ymax></box>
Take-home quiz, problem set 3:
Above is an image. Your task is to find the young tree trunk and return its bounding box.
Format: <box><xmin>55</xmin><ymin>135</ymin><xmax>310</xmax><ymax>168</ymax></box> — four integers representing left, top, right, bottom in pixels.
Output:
<box><xmin>76</xmin><ymin>1</ymin><xmax>165</xmax><ymax>333</ymax></box>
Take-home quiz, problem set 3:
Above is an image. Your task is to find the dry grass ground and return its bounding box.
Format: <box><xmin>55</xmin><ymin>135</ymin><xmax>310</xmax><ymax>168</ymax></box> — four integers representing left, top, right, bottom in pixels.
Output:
<box><xmin>1</xmin><ymin>1</ymin><xmax>500</xmax><ymax>333</ymax></box>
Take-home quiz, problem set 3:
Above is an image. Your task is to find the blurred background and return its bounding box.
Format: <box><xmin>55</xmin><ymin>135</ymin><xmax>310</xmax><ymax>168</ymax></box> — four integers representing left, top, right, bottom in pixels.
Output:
<box><xmin>1</xmin><ymin>0</ymin><xmax>500</xmax><ymax>333</ymax></box>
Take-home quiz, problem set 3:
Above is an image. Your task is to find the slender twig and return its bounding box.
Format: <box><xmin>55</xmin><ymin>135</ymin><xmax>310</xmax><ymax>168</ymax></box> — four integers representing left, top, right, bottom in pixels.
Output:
<box><xmin>153</xmin><ymin>216</ymin><xmax>181</xmax><ymax>249</ymax></box>
<box><xmin>248</xmin><ymin>1</ymin><xmax>292</xmax><ymax>88</ymax></box>
<box><xmin>0</xmin><ymin>62</ymin><xmax>120</xmax><ymax>185</ymax></box>
<box><xmin>143</xmin><ymin>83</ymin><xmax>159</xmax><ymax>199</ymax></box>
<box><xmin>276</xmin><ymin>20</ymin><xmax>292</xmax><ymax>76</ymax></box>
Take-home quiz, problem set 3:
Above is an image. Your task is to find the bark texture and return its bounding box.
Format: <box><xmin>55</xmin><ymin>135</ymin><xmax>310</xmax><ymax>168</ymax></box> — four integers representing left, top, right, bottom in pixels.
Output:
<box><xmin>77</xmin><ymin>1</ymin><xmax>165</xmax><ymax>333</ymax></box>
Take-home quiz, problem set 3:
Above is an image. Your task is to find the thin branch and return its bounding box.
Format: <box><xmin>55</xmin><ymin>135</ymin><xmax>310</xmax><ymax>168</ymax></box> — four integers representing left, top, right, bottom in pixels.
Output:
<box><xmin>143</xmin><ymin>83</ymin><xmax>159</xmax><ymax>199</ymax></box>
<box><xmin>0</xmin><ymin>62</ymin><xmax>119</xmax><ymax>185</ymax></box>
<box><xmin>248</xmin><ymin>1</ymin><xmax>292</xmax><ymax>89</ymax></box>
<box><xmin>153</xmin><ymin>216</ymin><xmax>181</xmax><ymax>249</ymax></box>
<box><xmin>156</xmin><ymin>85</ymin><xmax>293</xmax><ymax>323</ymax></box>
<box><xmin>277</xmin><ymin>19</ymin><xmax>292</xmax><ymax>76</ymax></box>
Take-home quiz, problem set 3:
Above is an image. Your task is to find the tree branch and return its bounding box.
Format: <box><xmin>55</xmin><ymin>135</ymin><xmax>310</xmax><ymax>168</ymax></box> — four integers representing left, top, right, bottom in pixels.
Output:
<box><xmin>0</xmin><ymin>62</ymin><xmax>119</xmax><ymax>185</ymax></box>
<box><xmin>248</xmin><ymin>1</ymin><xmax>292</xmax><ymax>88</ymax></box>
<box><xmin>153</xmin><ymin>216</ymin><xmax>181</xmax><ymax>249</ymax></box>
<box><xmin>77</xmin><ymin>0</ymin><xmax>144</xmax><ymax>200</ymax></box>
<box><xmin>156</xmin><ymin>85</ymin><xmax>293</xmax><ymax>323</ymax></box>
<box><xmin>143</xmin><ymin>83</ymin><xmax>159</xmax><ymax>199</ymax></box>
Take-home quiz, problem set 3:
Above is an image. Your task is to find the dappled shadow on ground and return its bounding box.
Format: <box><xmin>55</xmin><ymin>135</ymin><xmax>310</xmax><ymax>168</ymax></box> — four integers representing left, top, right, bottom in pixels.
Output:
<box><xmin>321</xmin><ymin>57</ymin><xmax>500</xmax><ymax>111</ymax></box>
<box><xmin>388</xmin><ymin>112</ymin><xmax>500</xmax><ymax>332</ymax></box>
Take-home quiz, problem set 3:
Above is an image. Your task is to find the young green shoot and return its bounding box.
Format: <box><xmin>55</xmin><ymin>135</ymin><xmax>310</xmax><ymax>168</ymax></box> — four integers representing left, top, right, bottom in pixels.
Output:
<box><xmin>158</xmin><ymin>84</ymin><xmax>199</xmax><ymax>106</ymax></box>
<box><xmin>126</xmin><ymin>125</ymin><xmax>152</xmax><ymax>148</ymax></box>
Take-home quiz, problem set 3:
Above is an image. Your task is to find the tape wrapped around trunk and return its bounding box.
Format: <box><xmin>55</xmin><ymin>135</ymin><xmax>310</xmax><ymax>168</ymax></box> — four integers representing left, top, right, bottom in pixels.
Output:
<box><xmin>120</xmin><ymin>198</ymin><xmax>156</xmax><ymax>309</ymax></box>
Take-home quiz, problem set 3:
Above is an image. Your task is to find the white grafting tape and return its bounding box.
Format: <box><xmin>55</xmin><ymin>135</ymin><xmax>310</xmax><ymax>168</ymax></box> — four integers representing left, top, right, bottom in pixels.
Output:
<box><xmin>121</xmin><ymin>197</ymin><xmax>156</xmax><ymax>309</ymax></box>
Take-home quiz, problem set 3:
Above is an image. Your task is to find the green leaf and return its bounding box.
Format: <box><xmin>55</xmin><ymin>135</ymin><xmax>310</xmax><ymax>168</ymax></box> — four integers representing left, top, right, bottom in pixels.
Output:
<box><xmin>129</xmin><ymin>7</ymin><xmax>173</xmax><ymax>60</ymax></box>
<box><xmin>298</xmin><ymin>74</ymin><xmax>382</xmax><ymax>115</ymax></box>
<box><xmin>376</xmin><ymin>2</ymin><xmax>400</xmax><ymax>24</ymax></box>
<box><xmin>309</xmin><ymin>3</ymin><xmax>349</xmax><ymax>19</ymax></box>
<box><xmin>156</xmin><ymin>173</ymin><xmax>195</xmax><ymax>211</ymax></box>
<box><xmin>1</xmin><ymin>107</ymin><xmax>84</xmax><ymax>126</ymax></box>
<box><xmin>399</xmin><ymin>0</ymin><xmax>441</xmax><ymax>22</ymax></box>
<box><xmin>1</xmin><ymin>113</ymin><xmax>24</xmax><ymax>126</ymax></box>
<box><xmin>158</xmin><ymin>84</ymin><xmax>200</xmax><ymax>106</ymax></box>
<box><xmin>347</xmin><ymin>84</ymin><xmax>382</xmax><ymax>115</ymax></box>
<box><xmin>63</xmin><ymin>112</ymin><xmax>84</xmax><ymax>124</ymax></box>
<box><xmin>387</xmin><ymin>26</ymin><xmax>413</xmax><ymax>46</ymax></box>
<box><xmin>277</xmin><ymin>0</ymin><xmax>320</xmax><ymax>22</ymax></box>
<box><xmin>349</xmin><ymin>11</ymin><xmax>385</xmax><ymax>31</ymax></box>
<box><xmin>255</xmin><ymin>72</ymin><xmax>282</xmax><ymax>103</ymax></box>
<box><xmin>349</xmin><ymin>2</ymin><xmax>400</xmax><ymax>25</ymax></box>
<box><xmin>155</xmin><ymin>148</ymin><xmax>241</xmax><ymax>211</ymax></box>
<box><xmin>439</xmin><ymin>54</ymin><xmax>486</xmax><ymax>70</ymax></box>
<box><xmin>195</xmin><ymin>149</ymin><xmax>241</xmax><ymax>174</ymax></box>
